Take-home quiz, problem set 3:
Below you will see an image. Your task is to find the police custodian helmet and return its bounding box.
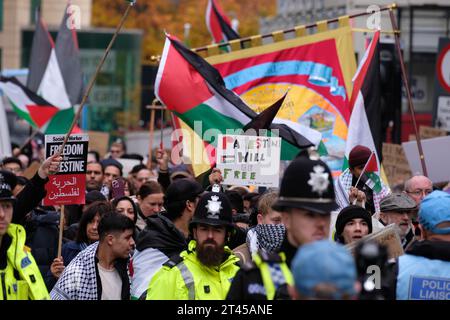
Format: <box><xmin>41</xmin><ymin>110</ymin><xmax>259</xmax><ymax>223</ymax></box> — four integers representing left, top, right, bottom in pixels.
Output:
<box><xmin>190</xmin><ymin>192</ymin><xmax>233</xmax><ymax>230</ymax></box>
<box><xmin>272</xmin><ymin>150</ymin><xmax>338</xmax><ymax>214</ymax></box>
<box><xmin>0</xmin><ymin>170</ymin><xmax>17</xmax><ymax>202</ymax></box>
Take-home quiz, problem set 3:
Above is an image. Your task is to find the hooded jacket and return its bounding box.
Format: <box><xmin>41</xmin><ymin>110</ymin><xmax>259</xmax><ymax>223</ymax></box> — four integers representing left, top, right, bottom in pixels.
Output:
<box><xmin>130</xmin><ymin>213</ymin><xmax>188</xmax><ymax>299</ymax></box>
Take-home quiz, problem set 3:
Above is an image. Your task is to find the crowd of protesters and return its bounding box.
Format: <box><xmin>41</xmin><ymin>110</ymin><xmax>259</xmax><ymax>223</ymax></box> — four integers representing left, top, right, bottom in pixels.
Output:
<box><xmin>1</xmin><ymin>139</ymin><xmax>449</xmax><ymax>300</ymax></box>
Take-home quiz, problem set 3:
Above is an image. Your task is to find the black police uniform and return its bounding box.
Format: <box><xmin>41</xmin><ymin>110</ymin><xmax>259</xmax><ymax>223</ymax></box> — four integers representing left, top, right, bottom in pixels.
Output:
<box><xmin>226</xmin><ymin>250</ymin><xmax>291</xmax><ymax>300</ymax></box>
<box><xmin>226</xmin><ymin>150</ymin><xmax>339</xmax><ymax>300</ymax></box>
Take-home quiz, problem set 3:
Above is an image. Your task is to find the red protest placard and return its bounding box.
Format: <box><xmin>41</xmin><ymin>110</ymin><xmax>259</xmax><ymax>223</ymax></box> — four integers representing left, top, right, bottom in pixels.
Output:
<box><xmin>44</xmin><ymin>174</ymin><xmax>86</xmax><ymax>206</ymax></box>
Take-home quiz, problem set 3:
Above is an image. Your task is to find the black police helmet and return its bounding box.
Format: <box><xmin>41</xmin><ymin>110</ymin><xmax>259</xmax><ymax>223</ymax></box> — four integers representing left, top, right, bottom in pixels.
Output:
<box><xmin>0</xmin><ymin>170</ymin><xmax>17</xmax><ymax>202</ymax></box>
<box><xmin>272</xmin><ymin>151</ymin><xmax>338</xmax><ymax>214</ymax></box>
<box><xmin>190</xmin><ymin>192</ymin><xmax>233</xmax><ymax>230</ymax></box>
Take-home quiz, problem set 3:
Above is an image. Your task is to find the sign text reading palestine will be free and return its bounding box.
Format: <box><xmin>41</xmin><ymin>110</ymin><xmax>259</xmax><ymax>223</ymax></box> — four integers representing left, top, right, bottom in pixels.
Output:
<box><xmin>216</xmin><ymin>134</ymin><xmax>281</xmax><ymax>188</ymax></box>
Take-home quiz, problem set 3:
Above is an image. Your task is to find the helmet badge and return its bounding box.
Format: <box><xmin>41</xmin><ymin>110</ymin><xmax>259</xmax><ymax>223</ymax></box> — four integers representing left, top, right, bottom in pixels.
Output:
<box><xmin>307</xmin><ymin>165</ymin><xmax>329</xmax><ymax>196</ymax></box>
<box><xmin>206</xmin><ymin>195</ymin><xmax>222</xmax><ymax>219</ymax></box>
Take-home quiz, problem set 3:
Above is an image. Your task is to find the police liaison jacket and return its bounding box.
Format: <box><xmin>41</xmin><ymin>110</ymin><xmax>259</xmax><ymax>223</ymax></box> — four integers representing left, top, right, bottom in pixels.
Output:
<box><xmin>395</xmin><ymin>240</ymin><xmax>450</xmax><ymax>300</ymax></box>
<box><xmin>146</xmin><ymin>240</ymin><xmax>240</xmax><ymax>300</ymax></box>
<box><xmin>0</xmin><ymin>223</ymin><xmax>49</xmax><ymax>300</ymax></box>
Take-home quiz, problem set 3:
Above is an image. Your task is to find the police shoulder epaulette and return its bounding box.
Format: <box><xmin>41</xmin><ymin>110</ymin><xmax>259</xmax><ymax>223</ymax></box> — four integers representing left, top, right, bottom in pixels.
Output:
<box><xmin>162</xmin><ymin>254</ymin><xmax>183</xmax><ymax>268</ymax></box>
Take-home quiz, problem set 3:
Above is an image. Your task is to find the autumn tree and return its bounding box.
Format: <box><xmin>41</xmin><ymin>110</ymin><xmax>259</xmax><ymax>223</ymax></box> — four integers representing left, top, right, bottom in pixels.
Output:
<box><xmin>92</xmin><ymin>0</ymin><xmax>276</xmax><ymax>62</ymax></box>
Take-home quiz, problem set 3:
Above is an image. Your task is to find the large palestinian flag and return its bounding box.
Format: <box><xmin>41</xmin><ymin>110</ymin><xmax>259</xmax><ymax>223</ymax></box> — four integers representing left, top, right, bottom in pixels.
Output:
<box><xmin>0</xmin><ymin>77</ymin><xmax>63</xmax><ymax>131</ymax></box>
<box><xmin>343</xmin><ymin>31</ymin><xmax>382</xmax><ymax>192</ymax></box>
<box><xmin>156</xmin><ymin>35</ymin><xmax>321</xmax><ymax>175</ymax></box>
<box><xmin>206</xmin><ymin>0</ymin><xmax>239</xmax><ymax>44</ymax></box>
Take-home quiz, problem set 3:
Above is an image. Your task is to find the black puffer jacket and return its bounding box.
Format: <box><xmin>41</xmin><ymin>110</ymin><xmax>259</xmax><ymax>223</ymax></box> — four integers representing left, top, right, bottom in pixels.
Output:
<box><xmin>131</xmin><ymin>213</ymin><xmax>188</xmax><ymax>299</ymax></box>
<box><xmin>135</xmin><ymin>213</ymin><xmax>187</xmax><ymax>256</ymax></box>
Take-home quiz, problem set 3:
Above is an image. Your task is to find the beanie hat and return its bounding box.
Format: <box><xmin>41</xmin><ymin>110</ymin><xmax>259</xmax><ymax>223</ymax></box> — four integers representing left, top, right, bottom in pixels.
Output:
<box><xmin>335</xmin><ymin>205</ymin><xmax>372</xmax><ymax>240</ymax></box>
<box><xmin>348</xmin><ymin>145</ymin><xmax>371</xmax><ymax>168</ymax></box>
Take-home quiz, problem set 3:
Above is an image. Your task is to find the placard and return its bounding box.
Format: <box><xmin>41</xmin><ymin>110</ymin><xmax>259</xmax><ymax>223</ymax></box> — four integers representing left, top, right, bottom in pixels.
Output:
<box><xmin>216</xmin><ymin>134</ymin><xmax>281</xmax><ymax>188</ymax></box>
<box><xmin>87</xmin><ymin>131</ymin><xmax>110</xmax><ymax>158</ymax></box>
<box><xmin>345</xmin><ymin>224</ymin><xmax>404</xmax><ymax>260</ymax></box>
<box><xmin>43</xmin><ymin>134</ymin><xmax>89</xmax><ymax>206</ymax></box>
<box><xmin>382</xmin><ymin>143</ymin><xmax>412</xmax><ymax>187</ymax></box>
<box><xmin>402</xmin><ymin>135</ymin><xmax>450</xmax><ymax>183</ymax></box>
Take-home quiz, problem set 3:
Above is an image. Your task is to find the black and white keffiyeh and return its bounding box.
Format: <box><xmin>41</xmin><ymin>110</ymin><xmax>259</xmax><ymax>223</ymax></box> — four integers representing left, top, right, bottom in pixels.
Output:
<box><xmin>246</xmin><ymin>224</ymin><xmax>286</xmax><ymax>255</ymax></box>
<box><xmin>50</xmin><ymin>242</ymin><xmax>99</xmax><ymax>300</ymax></box>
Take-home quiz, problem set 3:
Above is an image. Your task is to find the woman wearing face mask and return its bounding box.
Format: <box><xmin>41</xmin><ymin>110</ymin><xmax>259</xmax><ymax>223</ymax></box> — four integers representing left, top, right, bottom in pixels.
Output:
<box><xmin>46</xmin><ymin>201</ymin><xmax>113</xmax><ymax>290</ymax></box>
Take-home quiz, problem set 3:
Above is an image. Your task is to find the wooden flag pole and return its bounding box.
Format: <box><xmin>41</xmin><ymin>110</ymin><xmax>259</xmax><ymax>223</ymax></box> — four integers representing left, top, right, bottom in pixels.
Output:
<box><xmin>146</xmin><ymin>100</ymin><xmax>166</xmax><ymax>169</ymax></box>
<box><xmin>388</xmin><ymin>6</ymin><xmax>428</xmax><ymax>177</ymax></box>
<box><xmin>18</xmin><ymin>128</ymin><xmax>40</xmax><ymax>154</ymax></box>
<box><xmin>57</xmin><ymin>205</ymin><xmax>65</xmax><ymax>258</ymax></box>
<box><xmin>58</xmin><ymin>1</ymin><xmax>135</xmax><ymax>154</ymax></box>
<box><xmin>160</xmin><ymin>108</ymin><xmax>164</xmax><ymax>150</ymax></box>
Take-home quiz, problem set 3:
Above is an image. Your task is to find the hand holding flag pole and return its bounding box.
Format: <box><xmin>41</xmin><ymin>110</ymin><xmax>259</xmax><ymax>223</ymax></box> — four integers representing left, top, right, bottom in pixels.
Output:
<box><xmin>58</xmin><ymin>0</ymin><xmax>136</xmax><ymax>154</ymax></box>
<box><xmin>353</xmin><ymin>151</ymin><xmax>375</xmax><ymax>188</ymax></box>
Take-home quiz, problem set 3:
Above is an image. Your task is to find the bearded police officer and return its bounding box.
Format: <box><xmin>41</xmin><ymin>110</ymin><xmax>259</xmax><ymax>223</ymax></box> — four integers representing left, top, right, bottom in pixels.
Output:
<box><xmin>146</xmin><ymin>192</ymin><xmax>240</xmax><ymax>300</ymax></box>
<box><xmin>226</xmin><ymin>150</ymin><xmax>338</xmax><ymax>300</ymax></box>
<box><xmin>0</xmin><ymin>170</ymin><xmax>49</xmax><ymax>300</ymax></box>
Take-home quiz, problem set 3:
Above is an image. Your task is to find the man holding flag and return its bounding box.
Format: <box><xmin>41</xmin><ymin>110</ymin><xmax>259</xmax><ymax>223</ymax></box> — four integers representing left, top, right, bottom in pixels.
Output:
<box><xmin>335</xmin><ymin>30</ymin><xmax>390</xmax><ymax>216</ymax></box>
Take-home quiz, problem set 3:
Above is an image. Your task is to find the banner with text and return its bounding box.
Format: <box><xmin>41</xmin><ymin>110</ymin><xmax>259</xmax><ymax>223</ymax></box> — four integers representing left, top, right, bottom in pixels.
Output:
<box><xmin>43</xmin><ymin>134</ymin><xmax>89</xmax><ymax>206</ymax></box>
<box><xmin>216</xmin><ymin>134</ymin><xmax>281</xmax><ymax>188</ymax></box>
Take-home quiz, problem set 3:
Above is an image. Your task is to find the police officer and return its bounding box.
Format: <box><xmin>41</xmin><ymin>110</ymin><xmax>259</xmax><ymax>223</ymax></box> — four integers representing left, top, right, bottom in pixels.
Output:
<box><xmin>390</xmin><ymin>191</ymin><xmax>450</xmax><ymax>300</ymax></box>
<box><xmin>0</xmin><ymin>170</ymin><xmax>49</xmax><ymax>300</ymax></box>
<box><xmin>145</xmin><ymin>192</ymin><xmax>240</xmax><ymax>300</ymax></box>
<box><xmin>226</xmin><ymin>150</ymin><xmax>338</xmax><ymax>300</ymax></box>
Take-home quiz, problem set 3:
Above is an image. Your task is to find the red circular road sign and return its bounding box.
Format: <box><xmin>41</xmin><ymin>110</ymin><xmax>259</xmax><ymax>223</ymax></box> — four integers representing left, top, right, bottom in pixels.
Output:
<box><xmin>437</xmin><ymin>43</ymin><xmax>450</xmax><ymax>93</ymax></box>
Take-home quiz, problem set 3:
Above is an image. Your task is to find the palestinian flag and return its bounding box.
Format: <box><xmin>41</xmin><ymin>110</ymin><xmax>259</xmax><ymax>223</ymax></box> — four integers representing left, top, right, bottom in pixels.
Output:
<box><xmin>25</xmin><ymin>5</ymin><xmax>83</xmax><ymax>134</ymax></box>
<box><xmin>0</xmin><ymin>76</ymin><xmax>66</xmax><ymax>131</ymax></box>
<box><xmin>206</xmin><ymin>0</ymin><xmax>239</xmax><ymax>44</ymax></box>
<box><xmin>156</xmin><ymin>35</ymin><xmax>318</xmax><ymax>176</ymax></box>
<box><xmin>26</xmin><ymin>15</ymin><xmax>53</xmax><ymax>94</ymax></box>
<box><xmin>343</xmin><ymin>31</ymin><xmax>382</xmax><ymax>192</ymax></box>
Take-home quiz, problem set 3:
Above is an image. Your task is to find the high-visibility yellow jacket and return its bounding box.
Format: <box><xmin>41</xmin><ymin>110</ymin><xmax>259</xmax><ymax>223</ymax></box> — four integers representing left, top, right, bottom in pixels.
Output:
<box><xmin>0</xmin><ymin>223</ymin><xmax>50</xmax><ymax>300</ymax></box>
<box><xmin>146</xmin><ymin>240</ymin><xmax>240</xmax><ymax>300</ymax></box>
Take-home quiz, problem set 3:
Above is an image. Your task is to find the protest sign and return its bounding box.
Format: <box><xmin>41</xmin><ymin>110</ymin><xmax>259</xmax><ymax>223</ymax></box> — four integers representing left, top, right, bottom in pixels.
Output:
<box><xmin>43</xmin><ymin>134</ymin><xmax>89</xmax><ymax>206</ymax></box>
<box><xmin>382</xmin><ymin>143</ymin><xmax>412</xmax><ymax>187</ymax></box>
<box><xmin>345</xmin><ymin>223</ymin><xmax>404</xmax><ymax>260</ymax></box>
<box><xmin>87</xmin><ymin>131</ymin><xmax>110</xmax><ymax>158</ymax></box>
<box><xmin>117</xmin><ymin>158</ymin><xmax>141</xmax><ymax>178</ymax></box>
<box><xmin>402</xmin><ymin>135</ymin><xmax>450</xmax><ymax>183</ymax></box>
<box><xmin>216</xmin><ymin>134</ymin><xmax>281</xmax><ymax>188</ymax></box>
<box><xmin>409</xmin><ymin>126</ymin><xmax>447</xmax><ymax>141</ymax></box>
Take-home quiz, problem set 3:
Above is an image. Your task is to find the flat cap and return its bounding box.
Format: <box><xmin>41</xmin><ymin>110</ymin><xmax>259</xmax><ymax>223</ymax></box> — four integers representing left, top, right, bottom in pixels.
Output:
<box><xmin>380</xmin><ymin>193</ymin><xmax>417</xmax><ymax>212</ymax></box>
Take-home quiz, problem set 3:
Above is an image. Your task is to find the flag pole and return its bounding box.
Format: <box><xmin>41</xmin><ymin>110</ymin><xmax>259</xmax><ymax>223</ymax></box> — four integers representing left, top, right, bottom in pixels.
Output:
<box><xmin>193</xmin><ymin>4</ymin><xmax>396</xmax><ymax>53</ymax></box>
<box><xmin>146</xmin><ymin>100</ymin><xmax>166</xmax><ymax>169</ymax></box>
<box><xmin>57</xmin><ymin>205</ymin><xmax>65</xmax><ymax>257</ymax></box>
<box><xmin>354</xmin><ymin>151</ymin><xmax>375</xmax><ymax>188</ymax></box>
<box><xmin>160</xmin><ymin>108</ymin><xmax>164</xmax><ymax>150</ymax></box>
<box><xmin>58</xmin><ymin>1</ymin><xmax>135</xmax><ymax>154</ymax></box>
<box><xmin>18</xmin><ymin>128</ymin><xmax>40</xmax><ymax>154</ymax></box>
<box><xmin>388</xmin><ymin>5</ymin><xmax>428</xmax><ymax>177</ymax></box>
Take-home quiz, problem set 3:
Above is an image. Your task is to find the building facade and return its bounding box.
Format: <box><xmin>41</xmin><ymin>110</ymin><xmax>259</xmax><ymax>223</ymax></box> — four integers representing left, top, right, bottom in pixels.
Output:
<box><xmin>260</xmin><ymin>0</ymin><xmax>450</xmax><ymax>141</ymax></box>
